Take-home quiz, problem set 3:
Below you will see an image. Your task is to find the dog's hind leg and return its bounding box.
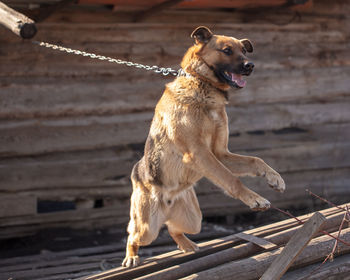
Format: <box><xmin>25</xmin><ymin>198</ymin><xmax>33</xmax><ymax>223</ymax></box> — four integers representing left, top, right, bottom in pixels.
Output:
<box><xmin>122</xmin><ymin>181</ymin><xmax>165</xmax><ymax>268</ymax></box>
<box><xmin>166</xmin><ymin>187</ymin><xmax>202</xmax><ymax>253</ymax></box>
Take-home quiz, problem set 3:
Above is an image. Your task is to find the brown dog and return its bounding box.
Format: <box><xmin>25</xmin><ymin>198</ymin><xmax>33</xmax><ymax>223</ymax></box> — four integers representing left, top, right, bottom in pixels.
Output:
<box><xmin>122</xmin><ymin>26</ymin><xmax>285</xmax><ymax>267</ymax></box>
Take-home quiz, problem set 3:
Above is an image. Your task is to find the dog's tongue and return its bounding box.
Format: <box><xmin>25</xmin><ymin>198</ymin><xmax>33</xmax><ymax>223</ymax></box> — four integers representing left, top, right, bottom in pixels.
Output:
<box><xmin>231</xmin><ymin>73</ymin><xmax>246</xmax><ymax>88</ymax></box>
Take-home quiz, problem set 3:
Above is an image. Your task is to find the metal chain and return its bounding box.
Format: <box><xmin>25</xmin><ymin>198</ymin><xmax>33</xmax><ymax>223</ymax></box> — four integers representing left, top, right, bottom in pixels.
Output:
<box><xmin>31</xmin><ymin>40</ymin><xmax>180</xmax><ymax>77</ymax></box>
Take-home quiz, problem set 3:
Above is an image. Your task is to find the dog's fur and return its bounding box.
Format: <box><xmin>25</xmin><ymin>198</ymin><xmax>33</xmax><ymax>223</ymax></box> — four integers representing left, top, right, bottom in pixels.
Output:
<box><xmin>122</xmin><ymin>26</ymin><xmax>285</xmax><ymax>267</ymax></box>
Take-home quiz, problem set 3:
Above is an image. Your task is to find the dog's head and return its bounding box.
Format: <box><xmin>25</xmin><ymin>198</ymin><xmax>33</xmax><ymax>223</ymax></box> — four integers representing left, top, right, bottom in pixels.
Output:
<box><xmin>183</xmin><ymin>26</ymin><xmax>254</xmax><ymax>90</ymax></box>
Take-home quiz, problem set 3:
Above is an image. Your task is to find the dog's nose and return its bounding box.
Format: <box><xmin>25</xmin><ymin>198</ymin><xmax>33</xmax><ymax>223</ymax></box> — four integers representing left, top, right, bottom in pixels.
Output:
<box><xmin>243</xmin><ymin>62</ymin><xmax>254</xmax><ymax>71</ymax></box>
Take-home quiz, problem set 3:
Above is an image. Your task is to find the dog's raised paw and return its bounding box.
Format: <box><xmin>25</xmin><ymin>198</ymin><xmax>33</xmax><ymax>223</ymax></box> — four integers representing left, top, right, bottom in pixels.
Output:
<box><xmin>250</xmin><ymin>197</ymin><xmax>271</xmax><ymax>211</ymax></box>
<box><xmin>122</xmin><ymin>256</ymin><xmax>140</xmax><ymax>268</ymax></box>
<box><xmin>266</xmin><ymin>172</ymin><xmax>285</xmax><ymax>193</ymax></box>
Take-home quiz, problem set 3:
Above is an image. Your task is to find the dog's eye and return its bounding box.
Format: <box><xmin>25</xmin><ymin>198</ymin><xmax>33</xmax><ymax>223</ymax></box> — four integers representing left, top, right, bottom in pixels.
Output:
<box><xmin>242</xmin><ymin>48</ymin><xmax>247</xmax><ymax>55</ymax></box>
<box><xmin>222</xmin><ymin>48</ymin><xmax>233</xmax><ymax>56</ymax></box>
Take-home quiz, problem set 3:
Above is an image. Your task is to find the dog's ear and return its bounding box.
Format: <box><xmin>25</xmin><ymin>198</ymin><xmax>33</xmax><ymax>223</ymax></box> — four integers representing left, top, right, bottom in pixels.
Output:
<box><xmin>240</xmin><ymin>39</ymin><xmax>253</xmax><ymax>53</ymax></box>
<box><xmin>191</xmin><ymin>26</ymin><xmax>213</xmax><ymax>44</ymax></box>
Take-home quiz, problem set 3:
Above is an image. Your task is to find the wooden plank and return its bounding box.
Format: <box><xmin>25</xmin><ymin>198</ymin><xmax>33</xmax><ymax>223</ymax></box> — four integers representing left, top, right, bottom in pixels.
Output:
<box><xmin>0</xmin><ymin>209</ymin><xmax>344</xmax><ymax>280</ymax></box>
<box><xmin>235</xmin><ymin>232</ymin><xmax>277</xmax><ymax>250</ymax></box>
<box><xmin>0</xmin><ymin>113</ymin><xmax>150</xmax><ymax>157</ymax></box>
<box><xmin>260</xmin><ymin>212</ymin><xmax>326</xmax><ymax>280</ymax></box>
<box><xmin>34</xmin><ymin>14</ymin><xmax>347</xmax><ymax>39</ymax></box>
<box><xmin>0</xmin><ymin>216</ymin><xmax>126</xmax><ymax>240</ymax></box>
<box><xmin>0</xmin><ymin>2</ymin><xmax>37</xmax><ymax>38</ymax></box>
<box><xmin>1</xmin><ymin>67</ymin><xmax>349</xmax><ymax>120</ymax></box>
<box><xmin>1</xmin><ymin>26</ymin><xmax>348</xmax><ymax>58</ymax></box>
<box><xmin>0</xmin><ymin>245</ymin><xmax>177</xmax><ymax>278</ymax></box>
<box><xmin>133</xmin><ymin>211</ymin><xmax>343</xmax><ymax>280</ymax></box>
<box><xmin>0</xmin><ymin>261</ymin><xmax>105</xmax><ymax>280</ymax></box>
<box><xmin>0</xmin><ymin>219</ymin><xmax>346</xmax><ymax>280</ymax></box>
<box><xmin>0</xmin><ymin>229</ymin><xmax>229</xmax><ymax>273</ymax></box>
<box><xmin>1</xmin><ymin>35</ymin><xmax>348</xmax><ymax>78</ymax></box>
<box><xmin>3</xmin><ymin>0</ymin><xmax>61</xmax><ymax>4</ymax></box>
<box><xmin>0</xmin><ymin>195</ymin><xmax>36</xmax><ymax>218</ymax></box>
<box><xmin>0</xmin><ymin>229</ymin><xmax>229</xmax><ymax>269</ymax></box>
<box><xmin>39</xmin><ymin>271</ymin><xmax>95</xmax><ymax>280</ymax></box>
<box><xmin>85</xmin><ymin>210</ymin><xmax>344</xmax><ymax>280</ymax></box>
<box><xmin>226</xmin><ymin>101</ymin><xmax>350</xmax><ymax>135</ymax></box>
<box><xmin>133</xmin><ymin>0</ymin><xmax>185</xmax><ymax>22</ymax></box>
<box><xmin>0</xmin><ymin>167</ymin><xmax>348</xmax><ymax>239</ymax></box>
<box><xmin>0</xmin><ymin>121</ymin><xmax>348</xmax><ymax>174</ymax></box>
<box><xmin>1</xmin><ymin>38</ymin><xmax>349</xmax><ymax>69</ymax></box>
<box><xmin>0</xmin><ymin>144</ymin><xmax>349</xmax><ymax>215</ymax></box>
<box><xmin>0</xmin><ymin>141</ymin><xmax>349</xmax><ymax>194</ymax></box>
<box><xmin>11</xmin><ymin>185</ymin><xmax>132</xmax><ymax>201</ymax></box>
<box><xmin>83</xmin><ymin>0</ymin><xmax>288</xmax><ymax>9</ymax></box>
<box><xmin>0</xmin><ymin>209</ymin><xmax>342</xmax><ymax>278</ymax></box>
<box><xmin>0</xmin><ymin>80</ymin><xmax>163</xmax><ymax>120</ymax></box>
<box><xmin>3</xmin><ymin>1</ymin><xmax>346</xmax><ymax>25</ymax></box>
<box><xmin>0</xmin><ymin>243</ymin><xmax>125</xmax><ymax>266</ymax></box>
<box><xmin>0</xmin><ymin>118</ymin><xmax>347</xmax><ymax>165</ymax></box>
<box><xmin>229</xmin><ymin>66</ymin><xmax>350</xmax><ymax>106</ymax></box>
<box><xmin>0</xmin><ymin>203</ymin><xmax>129</xmax><ymax>229</ymax></box>
<box><xmin>282</xmin><ymin>253</ymin><xmax>350</xmax><ymax>280</ymax></box>
<box><xmin>34</xmin><ymin>0</ymin><xmax>75</xmax><ymax>22</ymax></box>
<box><xmin>244</xmin><ymin>142</ymin><xmax>350</xmax><ymax>173</ymax></box>
<box><xmin>0</xmin><ymin>130</ymin><xmax>347</xmax><ymax>236</ymax></box>
<box><xmin>197</xmin><ymin>167</ymin><xmax>350</xmax><ymax>215</ymax></box>
<box><xmin>0</xmin><ymin>21</ymin><xmax>346</xmax><ymax>50</ymax></box>
<box><xmin>0</xmin><ymin>148</ymin><xmax>137</xmax><ymax>192</ymax></box>
<box><xmin>0</xmin><ymin>101</ymin><xmax>349</xmax><ymax>157</ymax></box>
<box><xmin>21</xmin><ymin>22</ymin><xmax>347</xmax><ymax>44</ymax></box>
<box><xmin>0</xmin><ymin>203</ymin><xmax>344</xmax><ymax>266</ymax></box>
<box><xmin>199</xmin><ymin>166</ymin><xmax>350</xmax><ymax>195</ymax></box>
<box><xmin>0</xmin><ymin>251</ymin><xmax>126</xmax><ymax>274</ymax></box>
<box><xmin>182</xmin><ymin>227</ymin><xmax>350</xmax><ymax>280</ymax></box>
<box><xmin>227</xmin><ymin>123</ymin><xmax>350</xmax><ymax>151</ymax></box>
<box><xmin>0</xmin><ymin>169</ymin><xmax>347</xmax><ymax>239</ymax></box>
<box><xmin>25</xmin><ymin>167</ymin><xmax>350</xmax><ymax>208</ymax></box>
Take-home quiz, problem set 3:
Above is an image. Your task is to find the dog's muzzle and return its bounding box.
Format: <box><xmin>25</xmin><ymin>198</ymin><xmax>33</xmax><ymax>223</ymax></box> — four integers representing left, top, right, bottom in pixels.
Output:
<box><xmin>220</xmin><ymin>61</ymin><xmax>254</xmax><ymax>89</ymax></box>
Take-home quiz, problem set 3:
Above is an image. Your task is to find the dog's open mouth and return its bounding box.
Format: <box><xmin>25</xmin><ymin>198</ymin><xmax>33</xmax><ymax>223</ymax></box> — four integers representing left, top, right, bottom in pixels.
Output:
<box><xmin>222</xmin><ymin>71</ymin><xmax>246</xmax><ymax>88</ymax></box>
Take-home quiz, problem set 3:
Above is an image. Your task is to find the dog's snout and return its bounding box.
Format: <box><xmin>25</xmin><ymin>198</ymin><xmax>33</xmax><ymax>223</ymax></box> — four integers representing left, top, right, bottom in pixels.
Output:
<box><xmin>244</xmin><ymin>62</ymin><xmax>254</xmax><ymax>71</ymax></box>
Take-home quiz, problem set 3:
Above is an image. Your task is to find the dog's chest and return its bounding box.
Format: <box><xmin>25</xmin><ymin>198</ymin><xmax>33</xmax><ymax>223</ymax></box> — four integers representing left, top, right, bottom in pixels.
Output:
<box><xmin>207</xmin><ymin>107</ymin><xmax>225</xmax><ymax>127</ymax></box>
<box><xmin>209</xmin><ymin>110</ymin><xmax>221</xmax><ymax>122</ymax></box>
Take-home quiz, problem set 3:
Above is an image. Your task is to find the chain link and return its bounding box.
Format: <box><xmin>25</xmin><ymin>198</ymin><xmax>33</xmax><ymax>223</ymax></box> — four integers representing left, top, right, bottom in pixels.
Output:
<box><xmin>31</xmin><ymin>41</ymin><xmax>180</xmax><ymax>77</ymax></box>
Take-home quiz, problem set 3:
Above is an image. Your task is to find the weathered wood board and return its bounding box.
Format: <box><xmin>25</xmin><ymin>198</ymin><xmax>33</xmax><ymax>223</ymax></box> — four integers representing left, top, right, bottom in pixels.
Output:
<box><xmin>0</xmin><ymin>204</ymin><xmax>346</xmax><ymax>280</ymax></box>
<box><xmin>0</xmin><ymin>195</ymin><xmax>37</xmax><ymax>218</ymax></box>
<box><xmin>260</xmin><ymin>212</ymin><xmax>326</xmax><ymax>280</ymax></box>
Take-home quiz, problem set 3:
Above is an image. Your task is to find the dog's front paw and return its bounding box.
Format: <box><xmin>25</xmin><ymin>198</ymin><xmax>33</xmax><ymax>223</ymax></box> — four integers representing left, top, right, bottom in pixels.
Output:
<box><xmin>266</xmin><ymin>171</ymin><xmax>285</xmax><ymax>193</ymax></box>
<box><xmin>122</xmin><ymin>255</ymin><xmax>140</xmax><ymax>268</ymax></box>
<box><xmin>250</xmin><ymin>197</ymin><xmax>271</xmax><ymax>211</ymax></box>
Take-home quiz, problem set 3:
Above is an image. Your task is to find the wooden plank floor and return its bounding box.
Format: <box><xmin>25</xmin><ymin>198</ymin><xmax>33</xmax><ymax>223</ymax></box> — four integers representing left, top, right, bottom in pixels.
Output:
<box><xmin>0</xmin><ymin>223</ymin><xmax>234</xmax><ymax>280</ymax></box>
<box><xmin>1</xmin><ymin>204</ymin><xmax>348</xmax><ymax>280</ymax></box>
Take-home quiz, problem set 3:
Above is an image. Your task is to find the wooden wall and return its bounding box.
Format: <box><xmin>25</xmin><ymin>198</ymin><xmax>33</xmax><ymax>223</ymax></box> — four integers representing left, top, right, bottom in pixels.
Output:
<box><xmin>0</xmin><ymin>0</ymin><xmax>349</xmax><ymax>239</ymax></box>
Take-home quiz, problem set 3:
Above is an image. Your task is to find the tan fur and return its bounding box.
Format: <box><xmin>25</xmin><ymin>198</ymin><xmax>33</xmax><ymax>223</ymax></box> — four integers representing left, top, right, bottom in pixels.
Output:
<box><xmin>122</xmin><ymin>27</ymin><xmax>285</xmax><ymax>268</ymax></box>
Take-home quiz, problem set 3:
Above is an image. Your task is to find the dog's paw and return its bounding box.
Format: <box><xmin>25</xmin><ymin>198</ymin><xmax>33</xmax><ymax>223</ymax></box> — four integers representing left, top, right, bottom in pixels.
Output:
<box><xmin>122</xmin><ymin>255</ymin><xmax>140</xmax><ymax>268</ymax></box>
<box><xmin>266</xmin><ymin>171</ymin><xmax>285</xmax><ymax>193</ymax></box>
<box><xmin>178</xmin><ymin>238</ymin><xmax>199</xmax><ymax>253</ymax></box>
<box><xmin>250</xmin><ymin>197</ymin><xmax>271</xmax><ymax>211</ymax></box>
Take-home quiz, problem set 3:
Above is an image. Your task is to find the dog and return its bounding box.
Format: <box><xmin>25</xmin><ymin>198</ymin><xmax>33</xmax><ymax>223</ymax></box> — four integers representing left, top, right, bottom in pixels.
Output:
<box><xmin>122</xmin><ymin>26</ymin><xmax>285</xmax><ymax>267</ymax></box>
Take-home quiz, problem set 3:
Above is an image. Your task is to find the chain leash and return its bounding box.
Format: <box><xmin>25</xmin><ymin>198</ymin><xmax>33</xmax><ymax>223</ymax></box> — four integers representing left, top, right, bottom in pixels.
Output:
<box><xmin>31</xmin><ymin>40</ymin><xmax>181</xmax><ymax>77</ymax></box>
